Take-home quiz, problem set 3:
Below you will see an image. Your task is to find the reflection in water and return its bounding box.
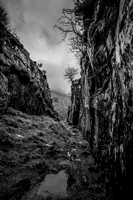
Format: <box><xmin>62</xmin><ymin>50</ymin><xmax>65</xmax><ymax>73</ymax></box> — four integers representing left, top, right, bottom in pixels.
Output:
<box><xmin>37</xmin><ymin>170</ymin><xmax>68</xmax><ymax>198</ymax></box>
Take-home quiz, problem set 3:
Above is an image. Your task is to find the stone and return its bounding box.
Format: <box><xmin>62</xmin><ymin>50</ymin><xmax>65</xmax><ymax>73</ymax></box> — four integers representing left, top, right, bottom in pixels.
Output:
<box><xmin>0</xmin><ymin>25</ymin><xmax>58</xmax><ymax>118</ymax></box>
<box><xmin>69</xmin><ymin>0</ymin><xmax>133</xmax><ymax>198</ymax></box>
<box><xmin>67</xmin><ymin>79</ymin><xmax>81</xmax><ymax>126</ymax></box>
<box><xmin>0</xmin><ymin>72</ymin><xmax>10</xmax><ymax>114</ymax></box>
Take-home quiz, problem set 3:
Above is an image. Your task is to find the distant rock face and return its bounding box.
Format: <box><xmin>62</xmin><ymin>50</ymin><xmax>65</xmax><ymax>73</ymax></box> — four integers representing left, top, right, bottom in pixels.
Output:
<box><xmin>67</xmin><ymin>79</ymin><xmax>81</xmax><ymax>125</ymax></box>
<box><xmin>51</xmin><ymin>90</ymin><xmax>70</xmax><ymax>120</ymax></box>
<box><xmin>0</xmin><ymin>27</ymin><xmax>57</xmax><ymax>118</ymax></box>
<box><xmin>70</xmin><ymin>0</ymin><xmax>133</xmax><ymax>197</ymax></box>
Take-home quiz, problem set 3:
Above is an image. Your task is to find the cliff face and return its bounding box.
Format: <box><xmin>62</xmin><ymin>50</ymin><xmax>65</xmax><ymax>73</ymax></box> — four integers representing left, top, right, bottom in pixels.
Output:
<box><xmin>0</xmin><ymin>26</ymin><xmax>57</xmax><ymax>118</ymax></box>
<box><xmin>70</xmin><ymin>0</ymin><xmax>133</xmax><ymax>197</ymax></box>
<box><xmin>67</xmin><ymin>79</ymin><xmax>81</xmax><ymax>125</ymax></box>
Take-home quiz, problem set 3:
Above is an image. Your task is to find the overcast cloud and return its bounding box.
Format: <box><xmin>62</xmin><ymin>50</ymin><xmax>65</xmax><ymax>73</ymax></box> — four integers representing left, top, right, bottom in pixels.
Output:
<box><xmin>1</xmin><ymin>0</ymin><xmax>79</xmax><ymax>93</ymax></box>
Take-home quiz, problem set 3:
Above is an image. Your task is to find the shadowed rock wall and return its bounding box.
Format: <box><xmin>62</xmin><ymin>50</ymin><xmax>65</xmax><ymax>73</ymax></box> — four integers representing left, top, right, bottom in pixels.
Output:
<box><xmin>67</xmin><ymin>79</ymin><xmax>81</xmax><ymax>125</ymax></box>
<box><xmin>0</xmin><ymin>24</ymin><xmax>57</xmax><ymax>118</ymax></box>
<box><xmin>70</xmin><ymin>0</ymin><xmax>133</xmax><ymax>198</ymax></box>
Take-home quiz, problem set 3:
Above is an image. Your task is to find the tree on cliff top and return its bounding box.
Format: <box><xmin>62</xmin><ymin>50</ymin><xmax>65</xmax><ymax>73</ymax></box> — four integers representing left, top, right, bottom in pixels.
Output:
<box><xmin>64</xmin><ymin>66</ymin><xmax>78</xmax><ymax>84</ymax></box>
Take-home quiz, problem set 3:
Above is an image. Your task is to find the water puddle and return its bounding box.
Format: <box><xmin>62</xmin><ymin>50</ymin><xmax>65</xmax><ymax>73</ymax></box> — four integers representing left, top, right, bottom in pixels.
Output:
<box><xmin>37</xmin><ymin>170</ymin><xmax>68</xmax><ymax>198</ymax></box>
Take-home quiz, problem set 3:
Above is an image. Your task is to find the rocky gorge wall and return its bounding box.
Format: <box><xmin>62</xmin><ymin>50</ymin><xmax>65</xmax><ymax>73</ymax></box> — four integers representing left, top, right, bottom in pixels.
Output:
<box><xmin>70</xmin><ymin>0</ymin><xmax>133</xmax><ymax>198</ymax></box>
<box><xmin>0</xmin><ymin>23</ymin><xmax>57</xmax><ymax>118</ymax></box>
<box><xmin>67</xmin><ymin>79</ymin><xmax>81</xmax><ymax>125</ymax></box>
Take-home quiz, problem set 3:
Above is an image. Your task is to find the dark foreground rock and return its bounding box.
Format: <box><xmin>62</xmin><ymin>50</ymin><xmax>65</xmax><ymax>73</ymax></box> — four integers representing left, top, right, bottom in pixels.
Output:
<box><xmin>68</xmin><ymin>0</ymin><xmax>133</xmax><ymax>198</ymax></box>
<box><xmin>0</xmin><ymin>107</ymin><xmax>112</xmax><ymax>200</ymax></box>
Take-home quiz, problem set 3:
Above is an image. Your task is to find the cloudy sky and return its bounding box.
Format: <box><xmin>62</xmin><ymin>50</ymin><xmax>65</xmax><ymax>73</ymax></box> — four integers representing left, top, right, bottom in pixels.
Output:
<box><xmin>1</xmin><ymin>0</ymin><xmax>80</xmax><ymax>93</ymax></box>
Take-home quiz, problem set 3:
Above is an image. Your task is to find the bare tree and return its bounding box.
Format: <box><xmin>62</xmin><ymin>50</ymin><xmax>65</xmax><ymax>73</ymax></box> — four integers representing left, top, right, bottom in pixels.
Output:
<box><xmin>54</xmin><ymin>1</ymin><xmax>88</xmax><ymax>60</ymax></box>
<box><xmin>64</xmin><ymin>66</ymin><xmax>78</xmax><ymax>84</ymax></box>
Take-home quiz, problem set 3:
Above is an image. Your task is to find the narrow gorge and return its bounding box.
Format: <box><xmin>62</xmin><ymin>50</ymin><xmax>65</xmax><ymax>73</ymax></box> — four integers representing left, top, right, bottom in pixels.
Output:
<box><xmin>0</xmin><ymin>0</ymin><xmax>133</xmax><ymax>199</ymax></box>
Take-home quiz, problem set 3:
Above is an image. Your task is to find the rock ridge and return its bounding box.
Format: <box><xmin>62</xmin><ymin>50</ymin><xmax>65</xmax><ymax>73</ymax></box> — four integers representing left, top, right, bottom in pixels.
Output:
<box><xmin>0</xmin><ymin>24</ymin><xmax>57</xmax><ymax>118</ymax></box>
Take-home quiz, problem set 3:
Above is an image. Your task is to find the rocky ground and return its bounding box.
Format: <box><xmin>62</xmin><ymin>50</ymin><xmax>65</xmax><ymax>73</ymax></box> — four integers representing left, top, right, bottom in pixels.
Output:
<box><xmin>0</xmin><ymin>108</ymin><xmax>112</xmax><ymax>200</ymax></box>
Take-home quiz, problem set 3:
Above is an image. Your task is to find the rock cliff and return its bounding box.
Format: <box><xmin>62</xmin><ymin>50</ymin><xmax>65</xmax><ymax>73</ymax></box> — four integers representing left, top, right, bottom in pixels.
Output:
<box><xmin>67</xmin><ymin>79</ymin><xmax>81</xmax><ymax>125</ymax></box>
<box><xmin>0</xmin><ymin>23</ymin><xmax>57</xmax><ymax>118</ymax></box>
<box><xmin>70</xmin><ymin>0</ymin><xmax>133</xmax><ymax>198</ymax></box>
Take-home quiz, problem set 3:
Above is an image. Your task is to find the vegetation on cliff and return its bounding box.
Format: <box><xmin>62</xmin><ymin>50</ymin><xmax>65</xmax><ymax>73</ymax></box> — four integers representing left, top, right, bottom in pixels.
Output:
<box><xmin>64</xmin><ymin>66</ymin><xmax>78</xmax><ymax>84</ymax></box>
<box><xmin>0</xmin><ymin>3</ymin><xmax>9</xmax><ymax>29</ymax></box>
